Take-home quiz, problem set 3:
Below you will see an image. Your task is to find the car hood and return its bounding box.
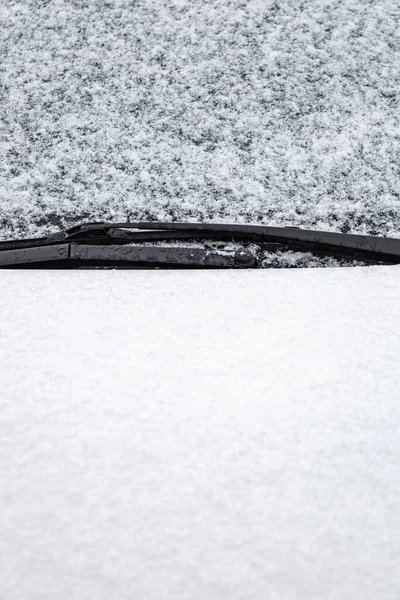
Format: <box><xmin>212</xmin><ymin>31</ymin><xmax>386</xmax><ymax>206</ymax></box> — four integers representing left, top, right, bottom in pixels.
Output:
<box><xmin>1</xmin><ymin>266</ymin><xmax>400</xmax><ymax>599</ymax></box>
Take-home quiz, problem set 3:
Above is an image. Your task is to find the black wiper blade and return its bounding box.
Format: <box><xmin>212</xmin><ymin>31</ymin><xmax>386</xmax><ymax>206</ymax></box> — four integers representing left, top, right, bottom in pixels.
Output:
<box><xmin>0</xmin><ymin>240</ymin><xmax>255</xmax><ymax>269</ymax></box>
<box><xmin>1</xmin><ymin>221</ymin><xmax>400</xmax><ymax>268</ymax></box>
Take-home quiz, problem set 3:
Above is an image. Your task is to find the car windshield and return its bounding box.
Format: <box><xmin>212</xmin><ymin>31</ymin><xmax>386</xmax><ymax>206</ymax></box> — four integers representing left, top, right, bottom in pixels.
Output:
<box><xmin>1</xmin><ymin>1</ymin><xmax>399</xmax><ymax>263</ymax></box>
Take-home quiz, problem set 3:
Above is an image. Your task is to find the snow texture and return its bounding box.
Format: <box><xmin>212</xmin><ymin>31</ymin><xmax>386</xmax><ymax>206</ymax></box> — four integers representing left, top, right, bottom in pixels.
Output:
<box><xmin>1</xmin><ymin>0</ymin><xmax>400</xmax><ymax>240</ymax></box>
<box><xmin>1</xmin><ymin>267</ymin><xmax>400</xmax><ymax>599</ymax></box>
<box><xmin>128</xmin><ymin>240</ymin><xmax>368</xmax><ymax>267</ymax></box>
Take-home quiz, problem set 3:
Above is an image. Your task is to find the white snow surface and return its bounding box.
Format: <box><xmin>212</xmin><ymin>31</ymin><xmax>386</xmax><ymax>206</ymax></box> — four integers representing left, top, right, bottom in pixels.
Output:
<box><xmin>1</xmin><ymin>266</ymin><xmax>400</xmax><ymax>599</ymax></box>
<box><xmin>1</xmin><ymin>0</ymin><xmax>400</xmax><ymax>239</ymax></box>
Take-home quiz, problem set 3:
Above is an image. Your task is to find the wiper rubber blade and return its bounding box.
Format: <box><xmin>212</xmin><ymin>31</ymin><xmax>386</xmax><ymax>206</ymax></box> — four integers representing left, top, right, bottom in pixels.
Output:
<box><xmin>1</xmin><ymin>221</ymin><xmax>400</xmax><ymax>268</ymax></box>
<box><xmin>0</xmin><ymin>242</ymin><xmax>255</xmax><ymax>269</ymax></box>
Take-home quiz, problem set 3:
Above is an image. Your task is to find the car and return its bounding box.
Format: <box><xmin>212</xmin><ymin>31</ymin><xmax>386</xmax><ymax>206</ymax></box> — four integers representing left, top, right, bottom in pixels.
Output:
<box><xmin>2</xmin><ymin>0</ymin><xmax>400</xmax><ymax>596</ymax></box>
<box><xmin>1</xmin><ymin>221</ymin><xmax>400</xmax><ymax>598</ymax></box>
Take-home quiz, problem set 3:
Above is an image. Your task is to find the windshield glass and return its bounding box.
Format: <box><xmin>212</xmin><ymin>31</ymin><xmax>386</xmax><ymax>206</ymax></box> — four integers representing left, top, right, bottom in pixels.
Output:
<box><xmin>1</xmin><ymin>1</ymin><xmax>399</xmax><ymax>260</ymax></box>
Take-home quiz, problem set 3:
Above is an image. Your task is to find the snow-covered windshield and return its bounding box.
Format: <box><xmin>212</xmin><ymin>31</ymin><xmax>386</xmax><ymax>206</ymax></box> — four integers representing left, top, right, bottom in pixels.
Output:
<box><xmin>1</xmin><ymin>1</ymin><xmax>399</xmax><ymax>252</ymax></box>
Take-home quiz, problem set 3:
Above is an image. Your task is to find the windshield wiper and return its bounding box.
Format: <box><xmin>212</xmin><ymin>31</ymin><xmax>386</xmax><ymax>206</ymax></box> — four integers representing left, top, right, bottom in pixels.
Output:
<box><xmin>1</xmin><ymin>221</ymin><xmax>400</xmax><ymax>268</ymax></box>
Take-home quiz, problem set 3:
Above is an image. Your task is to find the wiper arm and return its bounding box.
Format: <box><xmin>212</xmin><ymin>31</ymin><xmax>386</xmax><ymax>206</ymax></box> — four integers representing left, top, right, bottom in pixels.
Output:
<box><xmin>1</xmin><ymin>221</ymin><xmax>400</xmax><ymax>268</ymax></box>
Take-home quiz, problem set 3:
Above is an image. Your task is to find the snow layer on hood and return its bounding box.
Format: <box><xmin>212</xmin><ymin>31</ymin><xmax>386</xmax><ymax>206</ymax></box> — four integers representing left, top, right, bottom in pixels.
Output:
<box><xmin>1</xmin><ymin>266</ymin><xmax>400</xmax><ymax>599</ymax></box>
<box><xmin>1</xmin><ymin>0</ymin><xmax>400</xmax><ymax>240</ymax></box>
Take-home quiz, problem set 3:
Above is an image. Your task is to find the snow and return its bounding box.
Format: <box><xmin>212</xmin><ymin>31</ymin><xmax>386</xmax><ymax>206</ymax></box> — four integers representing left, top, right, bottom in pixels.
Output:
<box><xmin>1</xmin><ymin>0</ymin><xmax>400</xmax><ymax>240</ymax></box>
<box><xmin>1</xmin><ymin>0</ymin><xmax>400</xmax><ymax>593</ymax></box>
<box><xmin>1</xmin><ymin>266</ymin><xmax>400</xmax><ymax>599</ymax></box>
<box><xmin>119</xmin><ymin>239</ymin><xmax>369</xmax><ymax>268</ymax></box>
